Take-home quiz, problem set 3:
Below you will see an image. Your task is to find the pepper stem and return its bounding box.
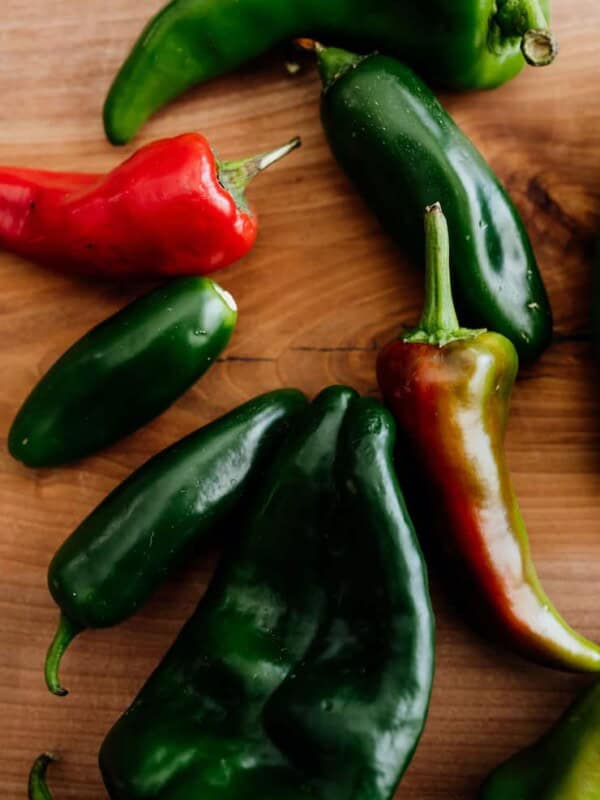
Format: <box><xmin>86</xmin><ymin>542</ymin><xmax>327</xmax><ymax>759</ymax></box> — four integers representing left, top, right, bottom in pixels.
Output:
<box><xmin>218</xmin><ymin>137</ymin><xmax>301</xmax><ymax>210</ymax></box>
<box><xmin>29</xmin><ymin>754</ymin><xmax>56</xmax><ymax>800</ymax></box>
<box><xmin>295</xmin><ymin>39</ymin><xmax>365</xmax><ymax>89</ymax></box>
<box><xmin>44</xmin><ymin>613</ymin><xmax>81</xmax><ymax>697</ymax></box>
<box><xmin>403</xmin><ymin>204</ymin><xmax>484</xmax><ymax>347</ymax></box>
<box><xmin>495</xmin><ymin>0</ymin><xmax>559</xmax><ymax>66</ymax></box>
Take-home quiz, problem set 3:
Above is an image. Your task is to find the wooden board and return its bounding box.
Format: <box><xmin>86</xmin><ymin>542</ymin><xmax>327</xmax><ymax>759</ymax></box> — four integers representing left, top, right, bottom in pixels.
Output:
<box><xmin>1</xmin><ymin>2</ymin><xmax>599</xmax><ymax>797</ymax></box>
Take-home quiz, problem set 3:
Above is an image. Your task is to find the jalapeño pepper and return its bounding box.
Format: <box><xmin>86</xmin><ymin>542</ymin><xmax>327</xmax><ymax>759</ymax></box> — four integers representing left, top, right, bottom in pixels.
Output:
<box><xmin>377</xmin><ymin>204</ymin><xmax>600</xmax><ymax>673</ymax></box>
<box><xmin>9</xmin><ymin>278</ymin><xmax>237</xmax><ymax>467</ymax></box>
<box><xmin>104</xmin><ymin>0</ymin><xmax>556</xmax><ymax>144</ymax></box>
<box><xmin>44</xmin><ymin>389</ymin><xmax>307</xmax><ymax>696</ymax></box>
<box><xmin>312</xmin><ymin>42</ymin><xmax>552</xmax><ymax>363</ymax></box>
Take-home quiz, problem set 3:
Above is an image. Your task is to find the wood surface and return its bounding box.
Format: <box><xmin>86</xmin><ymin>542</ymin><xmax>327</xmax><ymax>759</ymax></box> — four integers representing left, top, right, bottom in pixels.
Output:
<box><xmin>1</xmin><ymin>2</ymin><xmax>599</xmax><ymax>798</ymax></box>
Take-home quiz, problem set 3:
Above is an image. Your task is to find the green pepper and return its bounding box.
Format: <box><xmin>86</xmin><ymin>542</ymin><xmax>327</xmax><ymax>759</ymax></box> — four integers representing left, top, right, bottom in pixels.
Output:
<box><xmin>99</xmin><ymin>385</ymin><xmax>356</xmax><ymax>800</ymax></box>
<box><xmin>32</xmin><ymin>388</ymin><xmax>434</xmax><ymax>800</ymax></box>
<box><xmin>44</xmin><ymin>389</ymin><xmax>307</xmax><ymax>697</ymax></box>
<box><xmin>9</xmin><ymin>278</ymin><xmax>237</xmax><ymax>467</ymax></box>
<box><xmin>479</xmin><ymin>681</ymin><xmax>600</xmax><ymax>799</ymax></box>
<box><xmin>103</xmin><ymin>0</ymin><xmax>556</xmax><ymax>145</ymax></box>
<box><xmin>265</xmin><ymin>396</ymin><xmax>435</xmax><ymax>798</ymax></box>
<box><xmin>310</xmin><ymin>42</ymin><xmax>552</xmax><ymax>364</ymax></box>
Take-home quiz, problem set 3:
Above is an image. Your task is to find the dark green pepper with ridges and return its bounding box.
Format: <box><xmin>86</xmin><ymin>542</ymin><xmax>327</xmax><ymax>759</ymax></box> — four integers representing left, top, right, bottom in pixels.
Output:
<box><xmin>265</xmin><ymin>396</ymin><xmax>435</xmax><ymax>799</ymax></box>
<box><xmin>104</xmin><ymin>0</ymin><xmax>556</xmax><ymax>145</ymax></box>
<box><xmin>44</xmin><ymin>388</ymin><xmax>307</xmax><ymax>697</ymax></box>
<box><xmin>30</xmin><ymin>390</ymin><xmax>434</xmax><ymax>800</ymax></box>
<box><xmin>309</xmin><ymin>42</ymin><xmax>553</xmax><ymax>364</ymax></box>
<box><xmin>9</xmin><ymin>277</ymin><xmax>237</xmax><ymax>467</ymax></box>
<box><xmin>479</xmin><ymin>681</ymin><xmax>600</xmax><ymax>799</ymax></box>
<box><xmin>99</xmin><ymin>385</ymin><xmax>356</xmax><ymax>800</ymax></box>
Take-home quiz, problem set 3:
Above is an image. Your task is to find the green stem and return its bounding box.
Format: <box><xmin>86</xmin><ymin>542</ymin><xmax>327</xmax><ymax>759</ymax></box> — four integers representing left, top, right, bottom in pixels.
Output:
<box><xmin>29</xmin><ymin>754</ymin><xmax>56</xmax><ymax>800</ymax></box>
<box><xmin>496</xmin><ymin>0</ymin><xmax>559</xmax><ymax>67</ymax></box>
<box><xmin>403</xmin><ymin>204</ymin><xmax>484</xmax><ymax>347</ymax></box>
<box><xmin>295</xmin><ymin>39</ymin><xmax>365</xmax><ymax>89</ymax></box>
<box><xmin>45</xmin><ymin>613</ymin><xmax>81</xmax><ymax>697</ymax></box>
<box><xmin>218</xmin><ymin>137</ymin><xmax>301</xmax><ymax>210</ymax></box>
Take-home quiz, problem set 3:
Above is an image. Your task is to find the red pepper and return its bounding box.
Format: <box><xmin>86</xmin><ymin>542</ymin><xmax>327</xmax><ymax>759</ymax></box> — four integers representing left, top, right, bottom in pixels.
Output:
<box><xmin>378</xmin><ymin>203</ymin><xmax>600</xmax><ymax>673</ymax></box>
<box><xmin>0</xmin><ymin>133</ymin><xmax>300</xmax><ymax>278</ymax></box>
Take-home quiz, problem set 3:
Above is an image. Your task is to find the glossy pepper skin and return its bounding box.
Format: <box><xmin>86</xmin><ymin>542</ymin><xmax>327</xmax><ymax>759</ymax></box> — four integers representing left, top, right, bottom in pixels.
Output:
<box><xmin>479</xmin><ymin>681</ymin><xmax>600</xmax><ymax>799</ymax></box>
<box><xmin>104</xmin><ymin>0</ymin><xmax>555</xmax><ymax>144</ymax></box>
<box><xmin>378</xmin><ymin>204</ymin><xmax>600</xmax><ymax>673</ymax></box>
<box><xmin>99</xmin><ymin>385</ymin><xmax>356</xmax><ymax>800</ymax></box>
<box><xmin>265</xmin><ymin>396</ymin><xmax>435</xmax><ymax>799</ymax></box>
<box><xmin>9</xmin><ymin>278</ymin><xmax>237</xmax><ymax>467</ymax></box>
<box><xmin>314</xmin><ymin>43</ymin><xmax>552</xmax><ymax>364</ymax></box>
<box><xmin>43</xmin><ymin>389</ymin><xmax>307</xmax><ymax>697</ymax></box>
<box><xmin>0</xmin><ymin>133</ymin><xmax>299</xmax><ymax>278</ymax></box>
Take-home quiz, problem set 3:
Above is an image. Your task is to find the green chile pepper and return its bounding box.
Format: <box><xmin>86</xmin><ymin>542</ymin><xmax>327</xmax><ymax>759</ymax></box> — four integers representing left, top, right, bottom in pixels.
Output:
<box><xmin>265</xmin><ymin>396</ymin><xmax>435</xmax><ymax>798</ymax></box>
<box><xmin>9</xmin><ymin>278</ymin><xmax>237</xmax><ymax>467</ymax></box>
<box><xmin>99</xmin><ymin>385</ymin><xmax>356</xmax><ymax>800</ymax></box>
<box><xmin>44</xmin><ymin>389</ymin><xmax>307</xmax><ymax>697</ymax></box>
<box><xmin>104</xmin><ymin>0</ymin><xmax>556</xmax><ymax>145</ymax></box>
<box><xmin>32</xmin><ymin>389</ymin><xmax>434</xmax><ymax>800</ymax></box>
<box><xmin>479</xmin><ymin>682</ymin><xmax>600</xmax><ymax>799</ymax></box>
<box><xmin>311</xmin><ymin>43</ymin><xmax>552</xmax><ymax>364</ymax></box>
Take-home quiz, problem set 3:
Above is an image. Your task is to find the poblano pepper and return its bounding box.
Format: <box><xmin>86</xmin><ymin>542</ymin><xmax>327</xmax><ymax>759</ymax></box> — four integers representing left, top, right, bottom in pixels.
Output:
<box><xmin>104</xmin><ymin>0</ymin><xmax>556</xmax><ymax>144</ymax></box>
<box><xmin>28</xmin><ymin>389</ymin><xmax>435</xmax><ymax>800</ymax></box>
<box><xmin>377</xmin><ymin>204</ymin><xmax>600</xmax><ymax>673</ymax></box>
<box><xmin>311</xmin><ymin>42</ymin><xmax>552</xmax><ymax>363</ymax></box>
<box><xmin>479</xmin><ymin>681</ymin><xmax>600</xmax><ymax>799</ymax></box>
<box><xmin>9</xmin><ymin>278</ymin><xmax>237</xmax><ymax>467</ymax></box>
<box><xmin>44</xmin><ymin>389</ymin><xmax>307</xmax><ymax>697</ymax></box>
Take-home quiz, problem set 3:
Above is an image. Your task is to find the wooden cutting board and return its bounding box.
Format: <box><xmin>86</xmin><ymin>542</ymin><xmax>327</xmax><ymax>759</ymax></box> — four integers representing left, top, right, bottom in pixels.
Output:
<box><xmin>1</xmin><ymin>2</ymin><xmax>599</xmax><ymax>798</ymax></box>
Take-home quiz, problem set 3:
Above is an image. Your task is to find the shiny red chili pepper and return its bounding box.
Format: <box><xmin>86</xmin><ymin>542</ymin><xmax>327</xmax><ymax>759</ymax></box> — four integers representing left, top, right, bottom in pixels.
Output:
<box><xmin>378</xmin><ymin>203</ymin><xmax>600</xmax><ymax>673</ymax></box>
<box><xmin>0</xmin><ymin>133</ymin><xmax>300</xmax><ymax>278</ymax></box>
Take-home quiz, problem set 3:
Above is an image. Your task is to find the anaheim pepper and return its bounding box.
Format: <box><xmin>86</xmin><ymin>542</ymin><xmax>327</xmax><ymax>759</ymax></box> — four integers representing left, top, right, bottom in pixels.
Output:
<box><xmin>377</xmin><ymin>203</ymin><xmax>600</xmax><ymax>673</ymax></box>
<box><xmin>103</xmin><ymin>0</ymin><xmax>557</xmax><ymax>144</ymax></box>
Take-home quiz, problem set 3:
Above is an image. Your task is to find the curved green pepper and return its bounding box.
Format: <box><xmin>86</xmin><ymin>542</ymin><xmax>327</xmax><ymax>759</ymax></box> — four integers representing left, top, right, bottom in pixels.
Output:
<box><xmin>479</xmin><ymin>682</ymin><xmax>600</xmax><ymax>799</ymax></box>
<box><xmin>44</xmin><ymin>388</ymin><xmax>307</xmax><ymax>697</ymax></box>
<box><xmin>313</xmin><ymin>43</ymin><xmax>552</xmax><ymax>364</ymax></box>
<box><xmin>99</xmin><ymin>385</ymin><xmax>356</xmax><ymax>800</ymax></box>
<box><xmin>265</xmin><ymin>396</ymin><xmax>435</xmax><ymax>798</ymax></box>
<box><xmin>104</xmin><ymin>0</ymin><xmax>556</xmax><ymax>145</ymax></box>
<box><xmin>9</xmin><ymin>278</ymin><xmax>237</xmax><ymax>467</ymax></box>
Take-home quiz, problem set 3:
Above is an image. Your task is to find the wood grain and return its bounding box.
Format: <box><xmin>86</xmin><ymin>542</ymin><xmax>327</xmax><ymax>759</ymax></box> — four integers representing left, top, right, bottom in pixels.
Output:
<box><xmin>1</xmin><ymin>2</ymin><xmax>599</xmax><ymax>798</ymax></box>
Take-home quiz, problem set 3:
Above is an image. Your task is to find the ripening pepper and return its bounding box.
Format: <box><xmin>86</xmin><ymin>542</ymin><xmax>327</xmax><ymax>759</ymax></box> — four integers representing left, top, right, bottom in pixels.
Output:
<box><xmin>30</xmin><ymin>389</ymin><xmax>434</xmax><ymax>800</ymax></box>
<box><xmin>310</xmin><ymin>41</ymin><xmax>552</xmax><ymax>364</ymax></box>
<box><xmin>0</xmin><ymin>133</ymin><xmax>299</xmax><ymax>278</ymax></box>
<box><xmin>43</xmin><ymin>389</ymin><xmax>307</xmax><ymax>697</ymax></box>
<box><xmin>479</xmin><ymin>681</ymin><xmax>600</xmax><ymax>799</ymax></box>
<box><xmin>9</xmin><ymin>278</ymin><xmax>237</xmax><ymax>467</ymax></box>
<box><xmin>104</xmin><ymin>0</ymin><xmax>557</xmax><ymax>144</ymax></box>
<box><xmin>378</xmin><ymin>203</ymin><xmax>600</xmax><ymax>673</ymax></box>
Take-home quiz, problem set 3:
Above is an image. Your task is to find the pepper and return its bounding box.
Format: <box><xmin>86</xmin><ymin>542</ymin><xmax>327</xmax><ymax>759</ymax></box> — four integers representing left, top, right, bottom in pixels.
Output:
<box><xmin>479</xmin><ymin>681</ymin><xmax>600</xmax><ymax>798</ymax></box>
<box><xmin>594</xmin><ymin>243</ymin><xmax>600</xmax><ymax>359</ymax></box>
<box><xmin>311</xmin><ymin>42</ymin><xmax>552</xmax><ymax>364</ymax></box>
<box><xmin>9</xmin><ymin>277</ymin><xmax>237</xmax><ymax>467</ymax></box>
<box><xmin>265</xmin><ymin>396</ymin><xmax>435</xmax><ymax>798</ymax></box>
<box><xmin>99</xmin><ymin>385</ymin><xmax>356</xmax><ymax>800</ymax></box>
<box><xmin>32</xmin><ymin>389</ymin><xmax>434</xmax><ymax>799</ymax></box>
<box><xmin>0</xmin><ymin>133</ymin><xmax>300</xmax><ymax>278</ymax></box>
<box><xmin>44</xmin><ymin>388</ymin><xmax>307</xmax><ymax>697</ymax></box>
<box><xmin>103</xmin><ymin>0</ymin><xmax>556</xmax><ymax>145</ymax></box>
<box><xmin>377</xmin><ymin>203</ymin><xmax>600</xmax><ymax>672</ymax></box>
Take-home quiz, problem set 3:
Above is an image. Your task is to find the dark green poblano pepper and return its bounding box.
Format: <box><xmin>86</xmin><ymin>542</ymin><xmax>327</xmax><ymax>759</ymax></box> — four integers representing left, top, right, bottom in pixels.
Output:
<box><xmin>29</xmin><ymin>389</ymin><xmax>435</xmax><ymax>800</ymax></box>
